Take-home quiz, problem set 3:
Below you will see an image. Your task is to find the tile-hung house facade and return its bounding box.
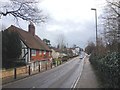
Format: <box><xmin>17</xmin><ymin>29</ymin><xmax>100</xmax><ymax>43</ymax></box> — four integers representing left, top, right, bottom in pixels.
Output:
<box><xmin>6</xmin><ymin>22</ymin><xmax>52</xmax><ymax>71</ymax></box>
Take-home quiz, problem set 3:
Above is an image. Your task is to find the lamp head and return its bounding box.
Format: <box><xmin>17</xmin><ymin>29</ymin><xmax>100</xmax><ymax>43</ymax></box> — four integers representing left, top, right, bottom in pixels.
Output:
<box><xmin>91</xmin><ymin>8</ymin><xmax>96</xmax><ymax>10</ymax></box>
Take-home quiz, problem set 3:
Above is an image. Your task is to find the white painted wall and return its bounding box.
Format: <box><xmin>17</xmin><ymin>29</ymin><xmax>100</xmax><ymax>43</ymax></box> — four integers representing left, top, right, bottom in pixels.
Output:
<box><xmin>51</xmin><ymin>49</ymin><xmax>60</xmax><ymax>59</ymax></box>
<box><xmin>21</xmin><ymin>40</ymin><xmax>28</xmax><ymax>63</ymax></box>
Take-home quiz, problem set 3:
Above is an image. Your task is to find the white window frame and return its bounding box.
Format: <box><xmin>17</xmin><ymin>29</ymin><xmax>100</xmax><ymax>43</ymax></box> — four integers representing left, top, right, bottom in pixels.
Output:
<box><xmin>31</xmin><ymin>50</ymin><xmax>36</xmax><ymax>56</ymax></box>
<box><xmin>39</xmin><ymin>51</ymin><xmax>42</xmax><ymax>55</ymax></box>
<box><xmin>44</xmin><ymin>51</ymin><xmax>46</xmax><ymax>55</ymax></box>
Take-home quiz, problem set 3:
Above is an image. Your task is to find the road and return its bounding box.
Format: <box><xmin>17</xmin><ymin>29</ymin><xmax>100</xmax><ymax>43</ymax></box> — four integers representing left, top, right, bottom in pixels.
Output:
<box><xmin>2</xmin><ymin>56</ymin><xmax>84</xmax><ymax>88</ymax></box>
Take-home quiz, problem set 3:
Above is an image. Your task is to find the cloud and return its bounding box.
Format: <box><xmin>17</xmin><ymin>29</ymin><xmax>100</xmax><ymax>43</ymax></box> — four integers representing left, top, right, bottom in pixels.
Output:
<box><xmin>37</xmin><ymin>0</ymin><xmax>100</xmax><ymax>48</ymax></box>
<box><xmin>40</xmin><ymin>0</ymin><xmax>96</xmax><ymax>21</ymax></box>
<box><xmin>35</xmin><ymin>17</ymin><xmax>96</xmax><ymax>48</ymax></box>
<box><xmin>1</xmin><ymin>0</ymin><xmax>106</xmax><ymax>48</ymax></box>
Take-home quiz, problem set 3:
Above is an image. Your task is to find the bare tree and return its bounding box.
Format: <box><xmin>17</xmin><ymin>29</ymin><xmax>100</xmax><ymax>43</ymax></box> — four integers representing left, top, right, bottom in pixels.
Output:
<box><xmin>100</xmin><ymin>0</ymin><xmax>120</xmax><ymax>51</ymax></box>
<box><xmin>56</xmin><ymin>34</ymin><xmax>66</xmax><ymax>49</ymax></box>
<box><xmin>106</xmin><ymin>0</ymin><xmax>120</xmax><ymax>16</ymax></box>
<box><xmin>85</xmin><ymin>41</ymin><xmax>95</xmax><ymax>55</ymax></box>
<box><xmin>0</xmin><ymin>0</ymin><xmax>47</xmax><ymax>23</ymax></box>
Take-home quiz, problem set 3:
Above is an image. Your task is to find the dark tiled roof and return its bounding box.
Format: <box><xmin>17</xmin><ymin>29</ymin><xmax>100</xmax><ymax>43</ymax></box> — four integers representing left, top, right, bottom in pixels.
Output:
<box><xmin>7</xmin><ymin>25</ymin><xmax>51</xmax><ymax>51</ymax></box>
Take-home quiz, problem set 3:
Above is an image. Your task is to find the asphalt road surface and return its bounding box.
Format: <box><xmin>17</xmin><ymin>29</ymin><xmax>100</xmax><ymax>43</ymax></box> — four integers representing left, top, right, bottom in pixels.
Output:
<box><xmin>2</xmin><ymin>56</ymin><xmax>84</xmax><ymax>88</ymax></box>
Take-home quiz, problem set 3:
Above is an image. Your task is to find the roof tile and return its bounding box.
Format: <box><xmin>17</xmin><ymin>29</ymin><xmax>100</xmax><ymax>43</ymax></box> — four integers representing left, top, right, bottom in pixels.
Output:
<box><xmin>7</xmin><ymin>25</ymin><xmax>51</xmax><ymax>51</ymax></box>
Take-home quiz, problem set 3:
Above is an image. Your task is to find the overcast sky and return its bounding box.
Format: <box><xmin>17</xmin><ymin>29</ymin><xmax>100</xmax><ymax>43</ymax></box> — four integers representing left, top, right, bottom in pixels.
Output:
<box><xmin>0</xmin><ymin>0</ymin><xmax>106</xmax><ymax>48</ymax></box>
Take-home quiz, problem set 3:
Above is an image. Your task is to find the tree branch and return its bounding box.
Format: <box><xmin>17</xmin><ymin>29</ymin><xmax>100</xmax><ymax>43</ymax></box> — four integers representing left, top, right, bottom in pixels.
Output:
<box><xmin>106</xmin><ymin>0</ymin><xmax>120</xmax><ymax>16</ymax></box>
<box><xmin>0</xmin><ymin>0</ymin><xmax>47</xmax><ymax>23</ymax></box>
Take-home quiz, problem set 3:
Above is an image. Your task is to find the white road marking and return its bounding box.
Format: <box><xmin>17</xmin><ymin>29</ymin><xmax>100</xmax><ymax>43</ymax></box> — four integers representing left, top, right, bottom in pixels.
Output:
<box><xmin>71</xmin><ymin>56</ymin><xmax>86</xmax><ymax>89</ymax></box>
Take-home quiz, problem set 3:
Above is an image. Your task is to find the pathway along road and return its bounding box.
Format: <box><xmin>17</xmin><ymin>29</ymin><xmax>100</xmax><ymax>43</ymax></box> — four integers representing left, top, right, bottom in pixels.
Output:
<box><xmin>3</xmin><ymin>56</ymin><xmax>84</xmax><ymax>88</ymax></box>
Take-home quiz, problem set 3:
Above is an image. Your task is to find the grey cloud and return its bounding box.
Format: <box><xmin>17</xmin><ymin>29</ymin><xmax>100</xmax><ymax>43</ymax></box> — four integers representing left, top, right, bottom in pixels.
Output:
<box><xmin>36</xmin><ymin>17</ymin><xmax>96</xmax><ymax>48</ymax></box>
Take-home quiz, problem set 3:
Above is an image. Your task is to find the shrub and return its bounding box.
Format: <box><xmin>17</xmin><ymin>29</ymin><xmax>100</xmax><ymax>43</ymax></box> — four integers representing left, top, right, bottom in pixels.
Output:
<box><xmin>52</xmin><ymin>58</ymin><xmax>62</xmax><ymax>65</ymax></box>
<box><xmin>2</xmin><ymin>30</ymin><xmax>22</xmax><ymax>69</ymax></box>
<box><xmin>89</xmin><ymin>52</ymin><xmax>120</xmax><ymax>88</ymax></box>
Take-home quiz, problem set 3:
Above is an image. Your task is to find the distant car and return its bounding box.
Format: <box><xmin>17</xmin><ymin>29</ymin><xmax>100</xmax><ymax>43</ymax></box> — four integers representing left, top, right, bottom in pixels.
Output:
<box><xmin>80</xmin><ymin>51</ymin><xmax>84</xmax><ymax>59</ymax></box>
<box><xmin>80</xmin><ymin>55</ymin><xmax>83</xmax><ymax>59</ymax></box>
<box><xmin>80</xmin><ymin>57</ymin><xmax>83</xmax><ymax>59</ymax></box>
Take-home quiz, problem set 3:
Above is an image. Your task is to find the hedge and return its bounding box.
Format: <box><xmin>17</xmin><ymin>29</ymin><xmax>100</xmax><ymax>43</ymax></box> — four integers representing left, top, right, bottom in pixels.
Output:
<box><xmin>89</xmin><ymin>52</ymin><xmax>120</xmax><ymax>88</ymax></box>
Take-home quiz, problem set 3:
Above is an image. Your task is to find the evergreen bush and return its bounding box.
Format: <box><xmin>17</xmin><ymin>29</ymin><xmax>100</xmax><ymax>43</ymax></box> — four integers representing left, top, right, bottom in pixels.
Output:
<box><xmin>89</xmin><ymin>52</ymin><xmax>120</xmax><ymax>88</ymax></box>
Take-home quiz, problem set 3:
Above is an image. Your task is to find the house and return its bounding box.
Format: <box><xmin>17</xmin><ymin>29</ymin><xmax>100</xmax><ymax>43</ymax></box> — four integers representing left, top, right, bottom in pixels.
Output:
<box><xmin>71</xmin><ymin>48</ymin><xmax>76</xmax><ymax>56</ymax></box>
<box><xmin>68</xmin><ymin>47</ymin><xmax>80</xmax><ymax>57</ymax></box>
<box><xmin>74</xmin><ymin>46</ymin><xmax>80</xmax><ymax>56</ymax></box>
<box><xmin>6</xmin><ymin>22</ymin><xmax>52</xmax><ymax>71</ymax></box>
<box><xmin>66</xmin><ymin>48</ymin><xmax>74</xmax><ymax>58</ymax></box>
<box><xmin>51</xmin><ymin>47</ymin><xmax>60</xmax><ymax>59</ymax></box>
<box><xmin>51</xmin><ymin>47</ymin><xmax>68</xmax><ymax>59</ymax></box>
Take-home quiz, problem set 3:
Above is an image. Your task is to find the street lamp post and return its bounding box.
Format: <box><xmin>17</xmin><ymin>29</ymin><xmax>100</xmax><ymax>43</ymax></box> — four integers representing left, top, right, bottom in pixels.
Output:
<box><xmin>91</xmin><ymin>8</ymin><xmax>98</xmax><ymax>47</ymax></box>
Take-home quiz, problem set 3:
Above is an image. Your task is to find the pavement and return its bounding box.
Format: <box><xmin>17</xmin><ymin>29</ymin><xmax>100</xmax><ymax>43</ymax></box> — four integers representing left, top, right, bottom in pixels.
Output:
<box><xmin>76</xmin><ymin>56</ymin><xmax>100</xmax><ymax>88</ymax></box>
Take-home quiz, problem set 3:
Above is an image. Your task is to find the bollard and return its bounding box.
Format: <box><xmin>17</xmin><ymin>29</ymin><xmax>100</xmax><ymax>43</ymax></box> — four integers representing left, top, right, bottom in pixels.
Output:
<box><xmin>57</xmin><ymin>60</ymin><xmax>58</xmax><ymax>66</ymax></box>
<box><xmin>51</xmin><ymin>63</ymin><xmax>52</xmax><ymax>69</ymax></box>
<box><xmin>40</xmin><ymin>61</ymin><xmax>42</xmax><ymax>71</ymax></box>
<box><xmin>56</xmin><ymin>61</ymin><xmax>57</xmax><ymax>67</ymax></box>
<box><xmin>61</xmin><ymin>61</ymin><xmax>62</xmax><ymax>64</ymax></box>
<box><xmin>59</xmin><ymin>61</ymin><xmax>61</xmax><ymax>65</ymax></box>
<box><xmin>14</xmin><ymin>68</ymin><xmax>17</xmax><ymax>79</ymax></box>
<box><xmin>46</xmin><ymin>62</ymin><xmax>47</xmax><ymax>70</ymax></box>
<box><xmin>28</xmin><ymin>65</ymin><xmax>31</xmax><ymax>75</ymax></box>
<box><xmin>39</xmin><ymin>64</ymin><xmax>40</xmax><ymax>72</ymax></box>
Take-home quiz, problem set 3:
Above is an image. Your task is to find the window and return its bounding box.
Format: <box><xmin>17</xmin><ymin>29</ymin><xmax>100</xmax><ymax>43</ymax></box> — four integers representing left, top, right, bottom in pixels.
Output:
<box><xmin>31</xmin><ymin>50</ymin><xmax>36</xmax><ymax>56</ymax></box>
<box><xmin>39</xmin><ymin>51</ymin><xmax>42</xmax><ymax>55</ymax></box>
<box><xmin>44</xmin><ymin>51</ymin><xmax>46</xmax><ymax>55</ymax></box>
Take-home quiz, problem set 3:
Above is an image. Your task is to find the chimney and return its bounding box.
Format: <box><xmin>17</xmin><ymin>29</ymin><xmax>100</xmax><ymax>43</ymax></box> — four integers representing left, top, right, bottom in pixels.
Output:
<box><xmin>28</xmin><ymin>21</ymin><xmax>35</xmax><ymax>36</ymax></box>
